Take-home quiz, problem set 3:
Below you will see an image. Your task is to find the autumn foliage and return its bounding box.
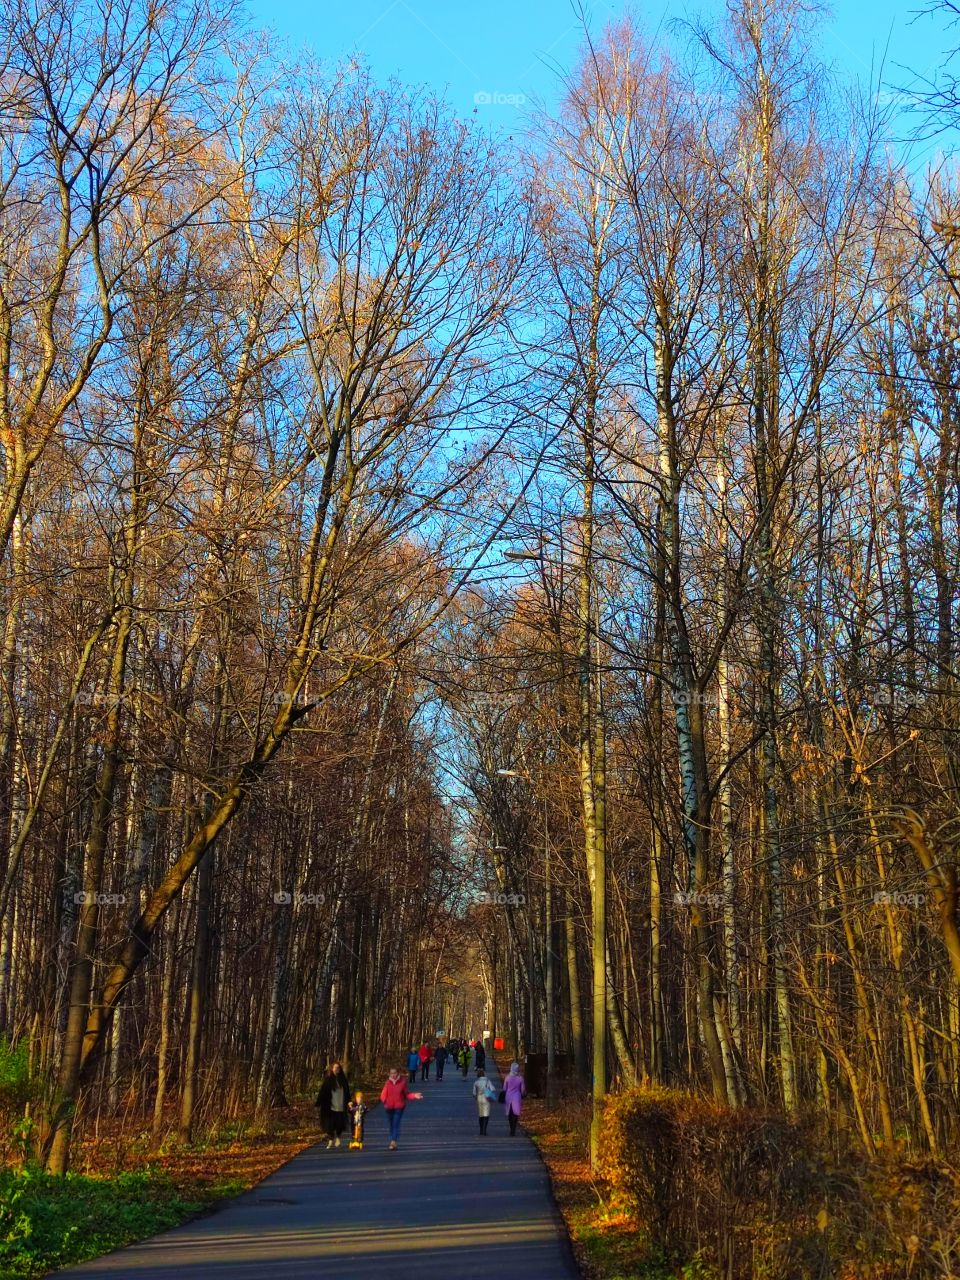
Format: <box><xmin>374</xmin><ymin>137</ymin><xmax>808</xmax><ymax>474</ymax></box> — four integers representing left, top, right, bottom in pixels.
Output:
<box><xmin>593</xmin><ymin>1086</ymin><xmax>960</xmax><ymax>1278</ymax></box>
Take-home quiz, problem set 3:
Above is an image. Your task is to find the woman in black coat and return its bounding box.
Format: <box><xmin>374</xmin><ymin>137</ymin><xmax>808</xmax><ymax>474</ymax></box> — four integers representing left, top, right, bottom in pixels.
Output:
<box><xmin>315</xmin><ymin>1062</ymin><xmax>351</xmax><ymax>1148</ymax></box>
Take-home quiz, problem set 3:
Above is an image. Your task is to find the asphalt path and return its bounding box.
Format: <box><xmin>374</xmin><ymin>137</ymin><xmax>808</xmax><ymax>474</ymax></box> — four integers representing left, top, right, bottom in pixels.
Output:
<box><xmin>57</xmin><ymin>1053</ymin><xmax>580</xmax><ymax>1279</ymax></box>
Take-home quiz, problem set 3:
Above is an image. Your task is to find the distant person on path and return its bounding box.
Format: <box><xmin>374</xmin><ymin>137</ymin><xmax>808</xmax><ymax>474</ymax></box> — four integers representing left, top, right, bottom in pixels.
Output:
<box><xmin>315</xmin><ymin>1061</ymin><xmax>351</xmax><ymax>1149</ymax></box>
<box><xmin>406</xmin><ymin>1046</ymin><xmax>420</xmax><ymax>1083</ymax></box>
<box><xmin>434</xmin><ymin>1042</ymin><xmax>448</xmax><ymax>1080</ymax></box>
<box><xmin>472</xmin><ymin>1067</ymin><xmax>496</xmax><ymax>1135</ymax></box>
<box><xmin>419</xmin><ymin>1041</ymin><xmax>433</xmax><ymax>1080</ymax></box>
<box><xmin>474</xmin><ymin>1041</ymin><xmax>486</xmax><ymax>1071</ymax></box>
<box><xmin>503</xmin><ymin>1060</ymin><xmax>526</xmax><ymax>1136</ymax></box>
<box><xmin>459</xmin><ymin>1045</ymin><xmax>470</xmax><ymax>1076</ymax></box>
<box><xmin>380</xmin><ymin>1067</ymin><xmax>422</xmax><ymax>1150</ymax></box>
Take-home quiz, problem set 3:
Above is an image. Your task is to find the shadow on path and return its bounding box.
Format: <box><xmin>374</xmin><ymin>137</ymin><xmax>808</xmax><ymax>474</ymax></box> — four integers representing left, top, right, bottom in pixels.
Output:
<box><xmin>57</xmin><ymin>1054</ymin><xmax>580</xmax><ymax>1279</ymax></box>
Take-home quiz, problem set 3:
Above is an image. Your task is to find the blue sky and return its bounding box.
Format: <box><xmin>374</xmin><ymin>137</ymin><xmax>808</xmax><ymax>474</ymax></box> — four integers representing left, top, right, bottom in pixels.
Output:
<box><xmin>244</xmin><ymin>0</ymin><xmax>956</xmax><ymax>168</ymax></box>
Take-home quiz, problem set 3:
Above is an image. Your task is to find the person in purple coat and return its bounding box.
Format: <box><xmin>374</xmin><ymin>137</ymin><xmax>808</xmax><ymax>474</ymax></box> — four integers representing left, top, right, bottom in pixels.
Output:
<box><xmin>502</xmin><ymin>1060</ymin><xmax>526</xmax><ymax>1136</ymax></box>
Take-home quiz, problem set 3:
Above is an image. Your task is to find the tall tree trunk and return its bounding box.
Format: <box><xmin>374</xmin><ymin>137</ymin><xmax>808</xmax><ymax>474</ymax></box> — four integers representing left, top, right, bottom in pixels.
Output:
<box><xmin>152</xmin><ymin>897</ymin><xmax>180</xmax><ymax>1136</ymax></box>
<box><xmin>178</xmin><ymin>847</ymin><xmax>214</xmax><ymax>1142</ymax></box>
<box><xmin>564</xmin><ymin>890</ymin><xmax>588</xmax><ymax>1079</ymax></box>
<box><xmin>257</xmin><ymin>898</ymin><xmax>291</xmax><ymax>1110</ymax></box>
<box><xmin>46</xmin><ymin>607</ymin><xmax>134</xmax><ymax>1173</ymax></box>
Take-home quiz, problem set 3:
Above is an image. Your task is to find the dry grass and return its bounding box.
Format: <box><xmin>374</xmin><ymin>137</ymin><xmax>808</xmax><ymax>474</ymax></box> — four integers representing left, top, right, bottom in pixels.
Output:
<box><xmin>47</xmin><ymin>1101</ymin><xmax>322</xmax><ymax>1192</ymax></box>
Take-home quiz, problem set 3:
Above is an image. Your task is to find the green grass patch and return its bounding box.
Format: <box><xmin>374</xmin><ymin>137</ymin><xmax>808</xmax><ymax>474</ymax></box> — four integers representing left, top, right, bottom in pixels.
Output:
<box><xmin>569</xmin><ymin>1204</ymin><xmax>661</xmax><ymax>1280</ymax></box>
<box><xmin>0</xmin><ymin>1166</ymin><xmax>240</xmax><ymax>1279</ymax></box>
<box><xmin>567</xmin><ymin>1202</ymin><xmax>721</xmax><ymax>1280</ymax></box>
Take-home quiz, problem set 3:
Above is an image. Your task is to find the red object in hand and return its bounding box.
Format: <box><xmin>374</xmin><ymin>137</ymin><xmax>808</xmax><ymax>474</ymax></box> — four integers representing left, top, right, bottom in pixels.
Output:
<box><xmin>493</xmin><ymin>1038</ymin><xmax>504</xmax><ymax>1050</ymax></box>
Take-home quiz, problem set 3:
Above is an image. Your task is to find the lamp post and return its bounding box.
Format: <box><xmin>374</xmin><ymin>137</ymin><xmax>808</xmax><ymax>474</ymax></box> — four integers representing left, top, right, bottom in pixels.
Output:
<box><xmin>500</xmin><ymin>543</ymin><xmax>563</xmax><ymax>1094</ymax></box>
<box><xmin>503</xmin><ymin>520</ymin><xmax>606</xmax><ymax>1165</ymax></box>
<box><xmin>479</xmin><ymin>842</ymin><xmax>508</xmax><ymax>1049</ymax></box>
<box><xmin>497</xmin><ymin>767</ymin><xmax>555</xmax><ymax>1098</ymax></box>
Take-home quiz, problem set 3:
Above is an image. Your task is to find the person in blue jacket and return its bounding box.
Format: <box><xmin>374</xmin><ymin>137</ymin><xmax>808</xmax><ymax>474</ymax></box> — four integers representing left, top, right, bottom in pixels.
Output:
<box><xmin>406</xmin><ymin>1046</ymin><xmax>420</xmax><ymax>1083</ymax></box>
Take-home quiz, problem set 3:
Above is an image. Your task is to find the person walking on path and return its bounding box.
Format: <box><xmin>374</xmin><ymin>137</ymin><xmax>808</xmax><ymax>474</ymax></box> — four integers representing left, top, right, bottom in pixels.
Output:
<box><xmin>379</xmin><ymin>1067</ymin><xmax>422</xmax><ymax>1150</ymax></box>
<box><xmin>472</xmin><ymin>1067</ymin><xmax>496</xmax><ymax>1135</ymax></box>
<box><xmin>418</xmin><ymin>1041</ymin><xmax>433</xmax><ymax>1081</ymax></box>
<box><xmin>474</xmin><ymin>1042</ymin><xmax>486</xmax><ymax>1071</ymax></box>
<box><xmin>315</xmin><ymin>1061</ymin><xmax>351</xmax><ymax>1148</ymax></box>
<box><xmin>459</xmin><ymin>1045</ymin><xmax>470</xmax><ymax>1076</ymax></box>
<box><xmin>406</xmin><ymin>1046</ymin><xmax>420</xmax><ymax>1083</ymax></box>
<box><xmin>434</xmin><ymin>1042</ymin><xmax>448</xmax><ymax>1080</ymax></box>
<box><xmin>503</xmin><ymin>1060</ymin><xmax>526</xmax><ymax>1136</ymax></box>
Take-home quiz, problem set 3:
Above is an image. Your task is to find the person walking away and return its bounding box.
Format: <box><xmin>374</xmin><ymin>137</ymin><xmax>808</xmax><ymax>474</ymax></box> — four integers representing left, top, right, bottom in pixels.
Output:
<box><xmin>406</xmin><ymin>1046</ymin><xmax>420</xmax><ymax>1083</ymax></box>
<box><xmin>419</xmin><ymin>1042</ymin><xmax>432</xmax><ymax>1081</ymax></box>
<box><xmin>472</xmin><ymin>1068</ymin><xmax>496</xmax><ymax>1135</ymax></box>
<box><xmin>315</xmin><ymin>1061</ymin><xmax>351</xmax><ymax>1148</ymax></box>
<box><xmin>348</xmin><ymin>1092</ymin><xmax>367</xmax><ymax>1149</ymax></box>
<box><xmin>475</xmin><ymin>1042</ymin><xmax>486</xmax><ymax>1071</ymax></box>
<box><xmin>434</xmin><ymin>1042</ymin><xmax>448</xmax><ymax>1081</ymax></box>
<box><xmin>459</xmin><ymin>1045</ymin><xmax>470</xmax><ymax>1076</ymax></box>
<box><xmin>503</xmin><ymin>1060</ymin><xmax>526</xmax><ymax>1136</ymax></box>
<box><xmin>380</xmin><ymin>1067</ymin><xmax>422</xmax><ymax>1149</ymax></box>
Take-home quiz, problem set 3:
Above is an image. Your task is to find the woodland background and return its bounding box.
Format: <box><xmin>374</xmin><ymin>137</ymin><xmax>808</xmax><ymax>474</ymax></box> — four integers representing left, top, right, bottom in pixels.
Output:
<box><xmin>0</xmin><ymin>5</ymin><xmax>959</xmax><ymax>1271</ymax></box>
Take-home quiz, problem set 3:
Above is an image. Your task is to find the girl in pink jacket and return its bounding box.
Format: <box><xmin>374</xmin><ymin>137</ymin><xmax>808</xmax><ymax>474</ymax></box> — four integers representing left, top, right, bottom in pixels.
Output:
<box><xmin>380</xmin><ymin>1068</ymin><xmax>422</xmax><ymax>1149</ymax></box>
<box><xmin>503</xmin><ymin>1061</ymin><xmax>526</xmax><ymax>1136</ymax></box>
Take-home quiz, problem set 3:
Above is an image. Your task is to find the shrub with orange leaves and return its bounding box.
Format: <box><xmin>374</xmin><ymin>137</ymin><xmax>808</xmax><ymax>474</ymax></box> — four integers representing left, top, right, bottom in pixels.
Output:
<box><xmin>592</xmin><ymin>1087</ymin><xmax>960</xmax><ymax>1279</ymax></box>
<box><xmin>597</xmin><ymin>1086</ymin><xmax>823</xmax><ymax>1274</ymax></box>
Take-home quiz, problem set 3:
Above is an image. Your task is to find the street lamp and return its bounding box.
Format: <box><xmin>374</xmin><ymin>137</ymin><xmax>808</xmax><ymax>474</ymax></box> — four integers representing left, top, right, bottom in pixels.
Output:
<box><xmin>477</xmin><ymin>841</ymin><xmax>510</xmax><ymax>1049</ymax></box>
<box><xmin>496</xmin><ymin>767</ymin><xmax>556</xmax><ymax>1098</ymax></box>
<box><xmin>499</xmin><ymin>522</ymin><xmax>607</xmax><ymax>1165</ymax></box>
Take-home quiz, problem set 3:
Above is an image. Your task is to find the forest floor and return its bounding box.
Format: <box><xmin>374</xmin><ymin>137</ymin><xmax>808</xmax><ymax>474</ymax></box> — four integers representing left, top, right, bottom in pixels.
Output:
<box><xmin>78</xmin><ymin>1101</ymin><xmax>323</xmax><ymax>1192</ymax></box>
<box><xmin>0</xmin><ymin>1103</ymin><xmax>324</xmax><ymax>1279</ymax></box>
